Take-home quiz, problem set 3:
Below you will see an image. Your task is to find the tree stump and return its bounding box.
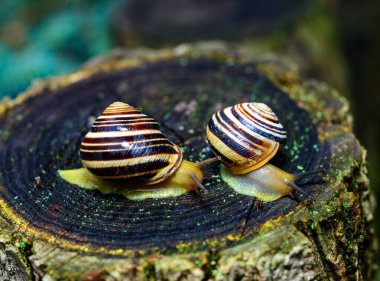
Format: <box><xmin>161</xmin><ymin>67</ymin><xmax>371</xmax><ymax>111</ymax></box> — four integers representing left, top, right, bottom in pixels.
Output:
<box><xmin>0</xmin><ymin>44</ymin><xmax>373</xmax><ymax>280</ymax></box>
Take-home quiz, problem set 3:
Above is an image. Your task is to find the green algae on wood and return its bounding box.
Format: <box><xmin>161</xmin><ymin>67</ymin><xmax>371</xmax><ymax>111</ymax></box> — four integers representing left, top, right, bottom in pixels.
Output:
<box><xmin>0</xmin><ymin>43</ymin><xmax>373</xmax><ymax>280</ymax></box>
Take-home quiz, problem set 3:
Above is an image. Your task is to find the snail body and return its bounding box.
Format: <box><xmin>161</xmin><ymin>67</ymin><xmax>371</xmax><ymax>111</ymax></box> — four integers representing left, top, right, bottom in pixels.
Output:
<box><xmin>59</xmin><ymin>162</ymin><xmax>201</xmax><ymax>201</ymax></box>
<box><xmin>206</xmin><ymin>102</ymin><xmax>314</xmax><ymax>202</ymax></box>
<box><xmin>59</xmin><ymin>102</ymin><xmax>216</xmax><ymax>200</ymax></box>
<box><xmin>221</xmin><ymin>164</ymin><xmax>294</xmax><ymax>201</ymax></box>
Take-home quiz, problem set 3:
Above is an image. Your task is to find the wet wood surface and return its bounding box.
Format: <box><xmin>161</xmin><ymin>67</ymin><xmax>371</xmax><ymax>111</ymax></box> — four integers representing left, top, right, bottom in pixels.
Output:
<box><xmin>0</xmin><ymin>44</ymin><xmax>373</xmax><ymax>280</ymax></box>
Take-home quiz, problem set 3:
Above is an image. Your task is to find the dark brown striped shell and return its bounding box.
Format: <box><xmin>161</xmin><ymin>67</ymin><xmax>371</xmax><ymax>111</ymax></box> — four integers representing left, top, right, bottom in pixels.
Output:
<box><xmin>206</xmin><ymin>102</ymin><xmax>287</xmax><ymax>174</ymax></box>
<box><xmin>80</xmin><ymin>102</ymin><xmax>183</xmax><ymax>184</ymax></box>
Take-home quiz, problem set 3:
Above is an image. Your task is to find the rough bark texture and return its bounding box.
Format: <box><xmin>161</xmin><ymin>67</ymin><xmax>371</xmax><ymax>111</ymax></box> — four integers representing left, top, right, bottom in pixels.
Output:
<box><xmin>0</xmin><ymin>43</ymin><xmax>374</xmax><ymax>280</ymax></box>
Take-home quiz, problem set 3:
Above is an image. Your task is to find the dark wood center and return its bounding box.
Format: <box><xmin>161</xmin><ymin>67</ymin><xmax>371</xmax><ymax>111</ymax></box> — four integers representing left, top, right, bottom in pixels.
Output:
<box><xmin>0</xmin><ymin>59</ymin><xmax>328</xmax><ymax>251</ymax></box>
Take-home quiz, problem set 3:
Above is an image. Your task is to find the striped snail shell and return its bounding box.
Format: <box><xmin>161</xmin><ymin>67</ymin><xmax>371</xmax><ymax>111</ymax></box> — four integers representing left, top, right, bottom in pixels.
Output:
<box><xmin>206</xmin><ymin>102</ymin><xmax>287</xmax><ymax>174</ymax></box>
<box><xmin>80</xmin><ymin>102</ymin><xmax>183</xmax><ymax>184</ymax></box>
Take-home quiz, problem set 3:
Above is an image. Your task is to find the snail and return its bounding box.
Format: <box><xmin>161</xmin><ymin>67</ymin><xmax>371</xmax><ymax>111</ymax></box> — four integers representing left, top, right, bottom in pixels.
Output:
<box><xmin>206</xmin><ymin>102</ymin><xmax>321</xmax><ymax>202</ymax></box>
<box><xmin>59</xmin><ymin>102</ymin><xmax>218</xmax><ymax>200</ymax></box>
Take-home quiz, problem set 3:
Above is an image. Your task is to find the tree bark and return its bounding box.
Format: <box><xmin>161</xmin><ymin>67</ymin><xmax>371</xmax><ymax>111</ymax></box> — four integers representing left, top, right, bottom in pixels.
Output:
<box><xmin>0</xmin><ymin>43</ymin><xmax>373</xmax><ymax>280</ymax></box>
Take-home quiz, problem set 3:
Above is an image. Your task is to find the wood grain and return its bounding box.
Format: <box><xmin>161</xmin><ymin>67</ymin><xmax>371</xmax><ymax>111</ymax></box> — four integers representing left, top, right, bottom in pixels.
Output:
<box><xmin>0</xmin><ymin>44</ymin><xmax>372</xmax><ymax>280</ymax></box>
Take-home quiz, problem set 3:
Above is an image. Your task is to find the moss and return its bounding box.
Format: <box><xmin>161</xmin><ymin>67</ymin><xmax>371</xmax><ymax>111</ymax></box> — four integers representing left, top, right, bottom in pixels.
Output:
<box><xmin>0</xmin><ymin>43</ymin><xmax>371</xmax><ymax>279</ymax></box>
<box><xmin>144</xmin><ymin>259</ymin><xmax>156</xmax><ymax>281</ymax></box>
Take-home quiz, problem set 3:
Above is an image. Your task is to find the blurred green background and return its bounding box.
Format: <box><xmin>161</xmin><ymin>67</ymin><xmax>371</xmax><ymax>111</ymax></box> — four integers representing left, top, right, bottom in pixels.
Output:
<box><xmin>0</xmin><ymin>0</ymin><xmax>379</xmax><ymax>278</ymax></box>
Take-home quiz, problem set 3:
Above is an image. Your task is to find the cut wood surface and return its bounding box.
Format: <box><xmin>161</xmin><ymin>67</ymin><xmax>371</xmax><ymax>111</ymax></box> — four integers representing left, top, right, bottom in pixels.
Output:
<box><xmin>0</xmin><ymin>43</ymin><xmax>373</xmax><ymax>280</ymax></box>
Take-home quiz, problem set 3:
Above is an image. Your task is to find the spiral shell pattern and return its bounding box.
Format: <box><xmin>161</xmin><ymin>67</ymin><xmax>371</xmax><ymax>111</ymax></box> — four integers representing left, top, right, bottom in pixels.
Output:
<box><xmin>80</xmin><ymin>102</ymin><xmax>183</xmax><ymax>184</ymax></box>
<box><xmin>206</xmin><ymin>102</ymin><xmax>287</xmax><ymax>174</ymax></box>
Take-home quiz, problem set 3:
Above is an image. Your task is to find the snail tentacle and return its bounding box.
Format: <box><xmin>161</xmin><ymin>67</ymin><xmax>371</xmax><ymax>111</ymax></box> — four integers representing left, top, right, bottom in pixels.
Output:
<box><xmin>293</xmin><ymin>169</ymin><xmax>325</xmax><ymax>181</ymax></box>
<box><xmin>189</xmin><ymin>172</ymin><xmax>207</xmax><ymax>193</ymax></box>
<box><xmin>284</xmin><ymin>179</ymin><xmax>310</xmax><ymax>198</ymax></box>
<box><xmin>195</xmin><ymin>156</ymin><xmax>221</xmax><ymax>168</ymax></box>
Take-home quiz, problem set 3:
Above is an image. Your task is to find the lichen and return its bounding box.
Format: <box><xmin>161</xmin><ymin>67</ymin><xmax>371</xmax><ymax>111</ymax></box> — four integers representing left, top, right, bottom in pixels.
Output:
<box><xmin>0</xmin><ymin>43</ymin><xmax>372</xmax><ymax>280</ymax></box>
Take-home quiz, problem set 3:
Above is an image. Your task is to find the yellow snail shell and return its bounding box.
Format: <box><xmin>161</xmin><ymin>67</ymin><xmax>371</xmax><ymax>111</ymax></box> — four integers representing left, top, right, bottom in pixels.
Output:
<box><xmin>59</xmin><ymin>102</ymin><xmax>217</xmax><ymax>200</ymax></box>
<box><xmin>206</xmin><ymin>102</ymin><xmax>287</xmax><ymax>174</ymax></box>
<box><xmin>206</xmin><ymin>102</ymin><xmax>316</xmax><ymax>202</ymax></box>
<box><xmin>80</xmin><ymin>101</ymin><xmax>183</xmax><ymax>184</ymax></box>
